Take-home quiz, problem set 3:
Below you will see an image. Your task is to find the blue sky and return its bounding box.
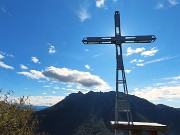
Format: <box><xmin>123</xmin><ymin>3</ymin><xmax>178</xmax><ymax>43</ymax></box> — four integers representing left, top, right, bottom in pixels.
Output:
<box><xmin>0</xmin><ymin>0</ymin><xmax>180</xmax><ymax>107</ymax></box>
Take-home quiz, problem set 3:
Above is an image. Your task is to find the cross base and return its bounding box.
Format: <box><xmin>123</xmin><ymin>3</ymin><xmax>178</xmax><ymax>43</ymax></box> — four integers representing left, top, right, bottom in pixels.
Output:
<box><xmin>111</xmin><ymin>121</ymin><xmax>168</xmax><ymax>135</ymax></box>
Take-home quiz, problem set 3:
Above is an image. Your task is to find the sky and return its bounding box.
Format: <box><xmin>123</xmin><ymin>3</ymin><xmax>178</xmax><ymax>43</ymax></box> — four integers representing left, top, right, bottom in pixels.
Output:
<box><xmin>0</xmin><ymin>0</ymin><xmax>180</xmax><ymax>107</ymax></box>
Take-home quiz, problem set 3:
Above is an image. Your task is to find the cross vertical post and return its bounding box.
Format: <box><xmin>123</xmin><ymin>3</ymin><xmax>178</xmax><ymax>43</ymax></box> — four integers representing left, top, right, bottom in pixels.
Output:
<box><xmin>82</xmin><ymin>11</ymin><xmax>156</xmax><ymax>135</ymax></box>
<box><xmin>114</xmin><ymin>11</ymin><xmax>133</xmax><ymax>135</ymax></box>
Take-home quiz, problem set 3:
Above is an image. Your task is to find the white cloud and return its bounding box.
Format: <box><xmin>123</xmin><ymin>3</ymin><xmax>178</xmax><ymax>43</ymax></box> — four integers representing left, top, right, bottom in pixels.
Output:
<box><xmin>42</xmin><ymin>66</ymin><xmax>111</xmax><ymax>91</ymax></box>
<box><xmin>0</xmin><ymin>51</ymin><xmax>14</xmax><ymax>57</ymax></box>
<box><xmin>52</xmin><ymin>91</ymin><xmax>56</xmax><ymax>94</ymax></box>
<box><xmin>85</xmin><ymin>64</ymin><xmax>93</xmax><ymax>70</ymax></box>
<box><xmin>172</xmin><ymin>76</ymin><xmax>180</xmax><ymax>80</ymax></box>
<box><xmin>0</xmin><ymin>61</ymin><xmax>14</xmax><ymax>70</ymax></box>
<box><xmin>38</xmin><ymin>80</ymin><xmax>47</xmax><ymax>83</ymax></box>
<box><xmin>132</xmin><ymin>86</ymin><xmax>180</xmax><ymax>101</ymax></box>
<box><xmin>126</xmin><ymin>47</ymin><xmax>145</xmax><ymax>56</ymax></box>
<box><xmin>20</xmin><ymin>64</ymin><xmax>28</xmax><ymax>70</ymax></box>
<box><xmin>155</xmin><ymin>81</ymin><xmax>177</xmax><ymax>87</ymax></box>
<box><xmin>125</xmin><ymin>69</ymin><xmax>131</xmax><ymax>73</ymax></box>
<box><xmin>168</xmin><ymin>0</ymin><xmax>178</xmax><ymax>6</ymax></box>
<box><xmin>164</xmin><ymin>75</ymin><xmax>180</xmax><ymax>81</ymax></box>
<box><xmin>77</xmin><ymin>6</ymin><xmax>91</xmax><ymax>22</ymax></box>
<box><xmin>31</xmin><ymin>57</ymin><xmax>40</xmax><ymax>64</ymax></box>
<box><xmin>141</xmin><ymin>47</ymin><xmax>158</xmax><ymax>57</ymax></box>
<box><xmin>43</xmin><ymin>92</ymin><xmax>47</xmax><ymax>95</ymax></box>
<box><xmin>17</xmin><ymin>70</ymin><xmax>45</xmax><ymax>79</ymax></box>
<box><xmin>43</xmin><ymin>85</ymin><xmax>50</xmax><ymax>88</ymax></box>
<box><xmin>49</xmin><ymin>45</ymin><xmax>56</xmax><ymax>54</ymax></box>
<box><xmin>27</xmin><ymin>96</ymin><xmax>64</xmax><ymax>106</ymax></box>
<box><xmin>136</xmin><ymin>63</ymin><xmax>144</xmax><ymax>67</ymax></box>
<box><xmin>17</xmin><ymin>66</ymin><xmax>111</xmax><ymax>92</ymax></box>
<box><xmin>167</xmin><ymin>99</ymin><xmax>176</xmax><ymax>102</ymax></box>
<box><xmin>96</xmin><ymin>0</ymin><xmax>105</xmax><ymax>8</ymax></box>
<box><xmin>130</xmin><ymin>59</ymin><xmax>144</xmax><ymax>63</ymax></box>
<box><xmin>132</xmin><ymin>75</ymin><xmax>180</xmax><ymax>101</ymax></box>
<box><xmin>0</xmin><ymin>54</ymin><xmax>5</xmax><ymax>59</ymax></box>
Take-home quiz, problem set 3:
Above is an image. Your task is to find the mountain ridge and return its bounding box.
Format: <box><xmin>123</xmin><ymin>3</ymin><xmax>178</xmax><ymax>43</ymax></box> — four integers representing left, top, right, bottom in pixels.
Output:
<box><xmin>36</xmin><ymin>91</ymin><xmax>180</xmax><ymax>135</ymax></box>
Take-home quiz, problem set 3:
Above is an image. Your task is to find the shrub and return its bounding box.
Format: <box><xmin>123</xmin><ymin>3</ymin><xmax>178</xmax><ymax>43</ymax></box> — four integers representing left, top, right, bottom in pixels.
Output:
<box><xmin>0</xmin><ymin>89</ymin><xmax>39</xmax><ymax>135</ymax></box>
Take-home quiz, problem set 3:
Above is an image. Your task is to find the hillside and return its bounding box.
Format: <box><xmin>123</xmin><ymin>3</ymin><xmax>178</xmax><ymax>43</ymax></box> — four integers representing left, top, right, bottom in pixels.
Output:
<box><xmin>36</xmin><ymin>91</ymin><xmax>180</xmax><ymax>135</ymax></box>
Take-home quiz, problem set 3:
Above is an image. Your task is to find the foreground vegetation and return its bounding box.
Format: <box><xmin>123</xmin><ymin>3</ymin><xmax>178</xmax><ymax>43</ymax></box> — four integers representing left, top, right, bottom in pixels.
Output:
<box><xmin>0</xmin><ymin>89</ymin><xmax>44</xmax><ymax>135</ymax></box>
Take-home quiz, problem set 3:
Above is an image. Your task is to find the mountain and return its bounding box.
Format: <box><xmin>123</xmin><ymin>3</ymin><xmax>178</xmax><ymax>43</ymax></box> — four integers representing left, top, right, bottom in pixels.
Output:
<box><xmin>36</xmin><ymin>91</ymin><xmax>180</xmax><ymax>135</ymax></box>
<box><xmin>33</xmin><ymin>106</ymin><xmax>49</xmax><ymax>111</ymax></box>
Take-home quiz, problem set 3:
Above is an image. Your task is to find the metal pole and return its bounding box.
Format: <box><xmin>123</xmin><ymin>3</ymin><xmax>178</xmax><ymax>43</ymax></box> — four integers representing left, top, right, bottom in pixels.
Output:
<box><xmin>115</xmin><ymin>45</ymin><xmax>119</xmax><ymax>135</ymax></box>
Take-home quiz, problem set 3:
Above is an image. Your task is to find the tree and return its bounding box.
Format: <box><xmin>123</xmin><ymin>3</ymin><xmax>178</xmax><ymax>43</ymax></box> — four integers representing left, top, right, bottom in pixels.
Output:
<box><xmin>0</xmin><ymin>89</ymin><xmax>40</xmax><ymax>135</ymax></box>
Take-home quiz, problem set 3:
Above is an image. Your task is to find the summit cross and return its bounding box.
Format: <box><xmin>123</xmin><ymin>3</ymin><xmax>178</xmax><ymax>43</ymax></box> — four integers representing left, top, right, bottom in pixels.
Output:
<box><xmin>82</xmin><ymin>11</ymin><xmax>156</xmax><ymax>135</ymax></box>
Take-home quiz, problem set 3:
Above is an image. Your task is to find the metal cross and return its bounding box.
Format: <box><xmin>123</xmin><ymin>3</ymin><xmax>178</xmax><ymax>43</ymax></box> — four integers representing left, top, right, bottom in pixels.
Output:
<box><xmin>82</xmin><ymin>11</ymin><xmax>156</xmax><ymax>135</ymax></box>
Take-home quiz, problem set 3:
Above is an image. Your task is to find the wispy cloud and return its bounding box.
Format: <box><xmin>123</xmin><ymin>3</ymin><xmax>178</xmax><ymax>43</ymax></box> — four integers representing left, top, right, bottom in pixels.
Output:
<box><xmin>0</xmin><ymin>51</ymin><xmax>14</xmax><ymax>57</ymax></box>
<box><xmin>154</xmin><ymin>81</ymin><xmax>177</xmax><ymax>87</ymax></box>
<box><xmin>0</xmin><ymin>54</ymin><xmax>5</xmax><ymax>59</ymax></box>
<box><xmin>141</xmin><ymin>47</ymin><xmax>158</xmax><ymax>57</ymax></box>
<box><xmin>0</xmin><ymin>7</ymin><xmax>12</xmax><ymax>16</ymax></box>
<box><xmin>92</xmin><ymin>54</ymin><xmax>101</xmax><ymax>58</ymax></box>
<box><xmin>156</xmin><ymin>0</ymin><xmax>178</xmax><ymax>9</ymax></box>
<box><xmin>156</xmin><ymin>2</ymin><xmax>164</xmax><ymax>9</ymax></box>
<box><xmin>168</xmin><ymin>0</ymin><xmax>178</xmax><ymax>6</ymax></box>
<box><xmin>130</xmin><ymin>59</ymin><xmax>144</xmax><ymax>63</ymax></box>
<box><xmin>20</xmin><ymin>64</ymin><xmax>28</xmax><ymax>70</ymax></box>
<box><xmin>0</xmin><ymin>8</ymin><xmax>6</xmax><ymax>13</ymax></box>
<box><xmin>172</xmin><ymin>76</ymin><xmax>180</xmax><ymax>80</ymax></box>
<box><xmin>0</xmin><ymin>61</ymin><xmax>14</xmax><ymax>70</ymax></box>
<box><xmin>31</xmin><ymin>57</ymin><xmax>40</xmax><ymax>64</ymax></box>
<box><xmin>77</xmin><ymin>5</ymin><xmax>91</xmax><ymax>22</ymax></box>
<box><xmin>163</xmin><ymin>75</ymin><xmax>180</xmax><ymax>81</ymax></box>
<box><xmin>136</xmin><ymin>56</ymin><xmax>175</xmax><ymax>67</ymax></box>
<box><xmin>96</xmin><ymin>0</ymin><xmax>105</xmax><ymax>8</ymax></box>
<box><xmin>43</xmin><ymin>85</ymin><xmax>50</xmax><ymax>88</ymax></box>
<box><xmin>17</xmin><ymin>70</ymin><xmax>45</xmax><ymax>79</ymax></box>
<box><xmin>48</xmin><ymin>43</ymin><xmax>56</xmax><ymax>54</ymax></box>
<box><xmin>85</xmin><ymin>64</ymin><xmax>93</xmax><ymax>70</ymax></box>
<box><xmin>126</xmin><ymin>47</ymin><xmax>145</xmax><ymax>56</ymax></box>
<box><xmin>145</xmin><ymin>56</ymin><xmax>175</xmax><ymax>64</ymax></box>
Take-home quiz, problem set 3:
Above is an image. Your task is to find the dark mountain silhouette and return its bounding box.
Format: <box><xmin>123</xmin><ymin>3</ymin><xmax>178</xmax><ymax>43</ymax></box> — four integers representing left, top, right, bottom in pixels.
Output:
<box><xmin>36</xmin><ymin>91</ymin><xmax>180</xmax><ymax>135</ymax></box>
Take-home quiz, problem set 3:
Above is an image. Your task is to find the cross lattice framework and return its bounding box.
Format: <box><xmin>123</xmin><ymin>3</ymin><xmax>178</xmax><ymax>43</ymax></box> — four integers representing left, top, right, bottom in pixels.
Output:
<box><xmin>82</xmin><ymin>11</ymin><xmax>156</xmax><ymax>135</ymax></box>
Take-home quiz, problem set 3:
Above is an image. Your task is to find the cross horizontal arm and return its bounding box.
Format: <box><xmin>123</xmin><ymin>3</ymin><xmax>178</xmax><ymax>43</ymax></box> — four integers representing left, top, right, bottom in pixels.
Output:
<box><xmin>82</xmin><ymin>35</ymin><xmax>156</xmax><ymax>45</ymax></box>
<box><xmin>122</xmin><ymin>35</ymin><xmax>156</xmax><ymax>43</ymax></box>
<box><xmin>82</xmin><ymin>37</ymin><xmax>114</xmax><ymax>44</ymax></box>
